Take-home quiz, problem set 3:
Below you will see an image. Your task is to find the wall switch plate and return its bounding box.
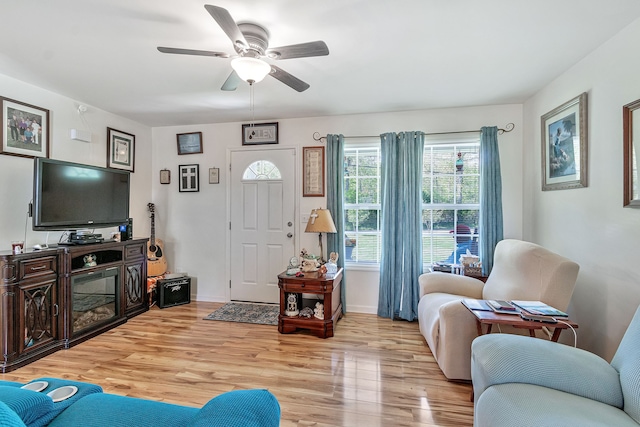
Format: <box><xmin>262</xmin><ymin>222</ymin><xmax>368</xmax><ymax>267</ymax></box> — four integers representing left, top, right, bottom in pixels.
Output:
<box><xmin>301</xmin><ymin>213</ymin><xmax>310</xmax><ymax>224</ymax></box>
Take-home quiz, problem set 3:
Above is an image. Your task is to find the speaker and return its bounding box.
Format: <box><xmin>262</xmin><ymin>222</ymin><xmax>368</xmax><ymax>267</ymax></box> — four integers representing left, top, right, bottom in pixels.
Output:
<box><xmin>119</xmin><ymin>218</ymin><xmax>133</xmax><ymax>241</ymax></box>
<box><xmin>158</xmin><ymin>277</ymin><xmax>191</xmax><ymax>309</ymax></box>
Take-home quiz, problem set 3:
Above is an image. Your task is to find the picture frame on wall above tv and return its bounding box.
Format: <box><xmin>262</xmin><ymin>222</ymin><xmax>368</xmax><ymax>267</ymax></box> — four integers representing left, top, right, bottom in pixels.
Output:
<box><xmin>1</xmin><ymin>96</ymin><xmax>50</xmax><ymax>159</ymax></box>
<box><xmin>177</xmin><ymin>131</ymin><xmax>203</xmax><ymax>155</ymax></box>
<box><xmin>107</xmin><ymin>127</ymin><xmax>135</xmax><ymax>172</ymax></box>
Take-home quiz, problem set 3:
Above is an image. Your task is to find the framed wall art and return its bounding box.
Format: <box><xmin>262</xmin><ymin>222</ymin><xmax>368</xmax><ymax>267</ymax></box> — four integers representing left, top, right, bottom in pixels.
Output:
<box><xmin>1</xmin><ymin>97</ymin><xmax>49</xmax><ymax>159</ymax></box>
<box><xmin>160</xmin><ymin>169</ymin><xmax>171</xmax><ymax>184</ymax></box>
<box><xmin>303</xmin><ymin>146</ymin><xmax>325</xmax><ymax>197</ymax></box>
<box><xmin>107</xmin><ymin>127</ymin><xmax>135</xmax><ymax>172</ymax></box>
<box><xmin>179</xmin><ymin>164</ymin><xmax>199</xmax><ymax>192</ymax></box>
<box><xmin>177</xmin><ymin>131</ymin><xmax>203</xmax><ymax>155</ymax></box>
<box><xmin>541</xmin><ymin>92</ymin><xmax>588</xmax><ymax>191</ymax></box>
<box><xmin>242</xmin><ymin>122</ymin><xmax>278</xmax><ymax>145</ymax></box>
<box><xmin>209</xmin><ymin>167</ymin><xmax>219</xmax><ymax>184</ymax></box>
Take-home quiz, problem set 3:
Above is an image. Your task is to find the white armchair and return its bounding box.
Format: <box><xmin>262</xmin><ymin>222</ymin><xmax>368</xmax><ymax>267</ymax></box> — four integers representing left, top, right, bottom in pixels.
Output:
<box><xmin>417</xmin><ymin>239</ymin><xmax>579</xmax><ymax>381</ymax></box>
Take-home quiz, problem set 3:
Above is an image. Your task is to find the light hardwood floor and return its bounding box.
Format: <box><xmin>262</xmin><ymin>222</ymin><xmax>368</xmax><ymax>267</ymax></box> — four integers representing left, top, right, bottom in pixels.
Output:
<box><xmin>1</xmin><ymin>302</ymin><xmax>474</xmax><ymax>426</ymax></box>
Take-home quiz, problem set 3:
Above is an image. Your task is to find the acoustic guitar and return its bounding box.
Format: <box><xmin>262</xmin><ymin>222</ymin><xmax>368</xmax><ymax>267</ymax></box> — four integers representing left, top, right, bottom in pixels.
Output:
<box><xmin>147</xmin><ymin>203</ymin><xmax>168</xmax><ymax>277</ymax></box>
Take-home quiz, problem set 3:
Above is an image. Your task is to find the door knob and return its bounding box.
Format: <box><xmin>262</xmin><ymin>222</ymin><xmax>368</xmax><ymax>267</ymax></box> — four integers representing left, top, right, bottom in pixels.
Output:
<box><xmin>287</xmin><ymin>233</ymin><xmax>293</xmax><ymax>238</ymax></box>
<box><xmin>288</xmin><ymin>221</ymin><xmax>293</xmax><ymax>227</ymax></box>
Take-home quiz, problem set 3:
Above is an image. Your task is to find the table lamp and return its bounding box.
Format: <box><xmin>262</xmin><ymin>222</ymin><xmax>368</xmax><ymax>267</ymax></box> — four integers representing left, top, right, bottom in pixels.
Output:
<box><xmin>304</xmin><ymin>208</ymin><xmax>337</xmax><ymax>263</ymax></box>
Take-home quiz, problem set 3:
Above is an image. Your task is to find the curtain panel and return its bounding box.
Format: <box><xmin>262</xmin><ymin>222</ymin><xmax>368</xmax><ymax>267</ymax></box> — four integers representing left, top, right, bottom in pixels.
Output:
<box><xmin>325</xmin><ymin>134</ymin><xmax>347</xmax><ymax>312</ymax></box>
<box><xmin>479</xmin><ymin>126</ymin><xmax>504</xmax><ymax>275</ymax></box>
<box><xmin>377</xmin><ymin>131</ymin><xmax>424</xmax><ymax>321</ymax></box>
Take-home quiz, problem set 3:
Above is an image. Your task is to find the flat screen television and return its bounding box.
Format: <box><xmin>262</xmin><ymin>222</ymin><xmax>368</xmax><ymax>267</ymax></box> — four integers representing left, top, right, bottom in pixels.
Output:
<box><xmin>33</xmin><ymin>158</ymin><xmax>130</xmax><ymax>231</ymax></box>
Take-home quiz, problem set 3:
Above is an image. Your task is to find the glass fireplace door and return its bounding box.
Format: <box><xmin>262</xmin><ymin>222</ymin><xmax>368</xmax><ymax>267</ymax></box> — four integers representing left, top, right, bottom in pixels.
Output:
<box><xmin>71</xmin><ymin>267</ymin><xmax>119</xmax><ymax>335</ymax></box>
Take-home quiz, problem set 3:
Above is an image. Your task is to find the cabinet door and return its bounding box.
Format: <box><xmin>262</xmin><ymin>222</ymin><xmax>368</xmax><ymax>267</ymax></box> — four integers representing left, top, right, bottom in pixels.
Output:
<box><xmin>124</xmin><ymin>261</ymin><xmax>146</xmax><ymax>315</ymax></box>
<box><xmin>19</xmin><ymin>278</ymin><xmax>58</xmax><ymax>354</ymax></box>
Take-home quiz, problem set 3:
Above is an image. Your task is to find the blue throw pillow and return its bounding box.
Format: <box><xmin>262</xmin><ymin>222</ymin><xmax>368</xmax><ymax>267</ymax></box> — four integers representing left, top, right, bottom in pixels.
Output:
<box><xmin>0</xmin><ymin>386</ymin><xmax>53</xmax><ymax>426</ymax></box>
<box><xmin>0</xmin><ymin>401</ymin><xmax>27</xmax><ymax>426</ymax></box>
<box><xmin>192</xmin><ymin>389</ymin><xmax>280</xmax><ymax>427</ymax></box>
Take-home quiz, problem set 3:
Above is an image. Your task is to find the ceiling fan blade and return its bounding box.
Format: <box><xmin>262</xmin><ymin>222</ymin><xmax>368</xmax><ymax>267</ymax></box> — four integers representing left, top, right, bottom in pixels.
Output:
<box><xmin>269</xmin><ymin>65</ymin><xmax>310</xmax><ymax>92</ymax></box>
<box><xmin>204</xmin><ymin>5</ymin><xmax>248</xmax><ymax>51</ymax></box>
<box><xmin>221</xmin><ymin>70</ymin><xmax>241</xmax><ymax>91</ymax></box>
<box><xmin>266</xmin><ymin>41</ymin><xmax>329</xmax><ymax>60</ymax></box>
<box><xmin>157</xmin><ymin>46</ymin><xmax>229</xmax><ymax>58</ymax></box>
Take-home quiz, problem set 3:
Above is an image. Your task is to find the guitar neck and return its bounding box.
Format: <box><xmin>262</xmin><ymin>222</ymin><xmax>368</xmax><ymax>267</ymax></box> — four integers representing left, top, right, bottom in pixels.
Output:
<box><xmin>150</xmin><ymin>213</ymin><xmax>156</xmax><ymax>245</ymax></box>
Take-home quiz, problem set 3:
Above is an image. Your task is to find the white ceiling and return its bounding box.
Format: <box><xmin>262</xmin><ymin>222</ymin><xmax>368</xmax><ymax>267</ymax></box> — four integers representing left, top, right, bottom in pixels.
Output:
<box><xmin>2</xmin><ymin>1</ymin><xmax>640</xmax><ymax>127</ymax></box>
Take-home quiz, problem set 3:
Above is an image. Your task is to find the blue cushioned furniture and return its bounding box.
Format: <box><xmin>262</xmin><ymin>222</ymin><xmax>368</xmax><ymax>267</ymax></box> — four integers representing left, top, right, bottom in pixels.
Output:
<box><xmin>0</xmin><ymin>378</ymin><xmax>280</xmax><ymax>427</ymax></box>
<box><xmin>471</xmin><ymin>305</ymin><xmax>640</xmax><ymax>427</ymax></box>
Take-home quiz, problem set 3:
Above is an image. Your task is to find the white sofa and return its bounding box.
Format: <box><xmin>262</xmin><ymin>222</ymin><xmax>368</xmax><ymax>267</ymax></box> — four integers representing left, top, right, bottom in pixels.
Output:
<box><xmin>417</xmin><ymin>239</ymin><xmax>579</xmax><ymax>381</ymax></box>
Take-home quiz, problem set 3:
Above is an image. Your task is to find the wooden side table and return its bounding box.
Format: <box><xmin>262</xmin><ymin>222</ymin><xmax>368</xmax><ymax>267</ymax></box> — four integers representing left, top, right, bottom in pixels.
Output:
<box><xmin>277</xmin><ymin>269</ymin><xmax>343</xmax><ymax>338</ymax></box>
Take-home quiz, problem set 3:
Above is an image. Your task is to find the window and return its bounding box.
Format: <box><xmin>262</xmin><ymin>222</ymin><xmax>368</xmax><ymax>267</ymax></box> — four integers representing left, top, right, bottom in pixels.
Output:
<box><xmin>242</xmin><ymin>160</ymin><xmax>282</xmax><ymax>180</ymax></box>
<box><xmin>343</xmin><ymin>138</ymin><xmax>480</xmax><ymax>266</ymax></box>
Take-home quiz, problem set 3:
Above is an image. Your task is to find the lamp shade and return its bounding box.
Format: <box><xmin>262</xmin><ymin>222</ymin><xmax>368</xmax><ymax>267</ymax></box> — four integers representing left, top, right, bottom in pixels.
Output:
<box><xmin>231</xmin><ymin>57</ymin><xmax>271</xmax><ymax>83</ymax></box>
<box><xmin>305</xmin><ymin>209</ymin><xmax>337</xmax><ymax>233</ymax></box>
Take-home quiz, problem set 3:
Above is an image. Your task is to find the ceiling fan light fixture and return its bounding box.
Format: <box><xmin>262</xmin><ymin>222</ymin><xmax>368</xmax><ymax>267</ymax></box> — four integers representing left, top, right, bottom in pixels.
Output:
<box><xmin>231</xmin><ymin>57</ymin><xmax>271</xmax><ymax>83</ymax></box>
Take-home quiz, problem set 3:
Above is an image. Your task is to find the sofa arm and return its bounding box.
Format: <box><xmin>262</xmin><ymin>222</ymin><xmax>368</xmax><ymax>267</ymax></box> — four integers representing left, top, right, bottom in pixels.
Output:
<box><xmin>192</xmin><ymin>389</ymin><xmax>280</xmax><ymax>427</ymax></box>
<box><xmin>419</xmin><ymin>272</ymin><xmax>484</xmax><ymax>298</ymax></box>
<box><xmin>471</xmin><ymin>334</ymin><xmax>624</xmax><ymax>408</ymax></box>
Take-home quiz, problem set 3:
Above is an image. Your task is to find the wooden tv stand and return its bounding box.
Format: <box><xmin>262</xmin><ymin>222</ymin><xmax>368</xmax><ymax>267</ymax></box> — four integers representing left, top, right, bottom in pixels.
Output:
<box><xmin>0</xmin><ymin>238</ymin><xmax>148</xmax><ymax>372</ymax></box>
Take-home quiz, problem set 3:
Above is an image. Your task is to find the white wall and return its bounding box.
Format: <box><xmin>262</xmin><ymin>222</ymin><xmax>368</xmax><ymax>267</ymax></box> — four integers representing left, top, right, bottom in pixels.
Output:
<box><xmin>0</xmin><ymin>74</ymin><xmax>152</xmax><ymax>251</ymax></box>
<box><xmin>152</xmin><ymin>104</ymin><xmax>524</xmax><ymax>312</ymax></box>
<box><xmin>523</xmin><ymin>17</ymin><xmax>640</xmax><ymax>360</ymax></box>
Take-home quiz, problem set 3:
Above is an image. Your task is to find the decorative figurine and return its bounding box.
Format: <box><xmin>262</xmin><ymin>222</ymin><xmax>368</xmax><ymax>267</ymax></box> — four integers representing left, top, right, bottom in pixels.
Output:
<box><xmin>314</xmin><ymin>302</ymin><xmax>324</xmax><ymax>319</ymax></box>
<box><xmin>299</xmin><ymin>307</ymin><xmax>314</xmax><ymax>318</ymax></box>
<box><xmin>301</xmin><ymin>257</ymin><xmax>320</xmax><ymax>272</ymax></box>
<box><xmin>285</xmin><ymin>293</ymin><xmax>299</xmax><ymax>317</ymax></box>
<box><xmin>83</xmin><ymin>254</ymin><xmax>97</xmax><ymax>267</ymax></box>
<box><xmin>318</xmin><ymin>264</ymin><xmax>327</xmax><ymax>275</ymax></box>
<box><xmin>326</xmin><ymin>252</ymin><xmax>338</xmax><ymax>273</ymax></box>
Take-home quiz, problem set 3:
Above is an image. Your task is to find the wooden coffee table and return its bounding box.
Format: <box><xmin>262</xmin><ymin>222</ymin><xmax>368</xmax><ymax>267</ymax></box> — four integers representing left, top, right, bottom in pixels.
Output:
<box><xmin>464</xmin><ymin>302</ymin><xmax>578</xmax><ymax>342</ymax></box>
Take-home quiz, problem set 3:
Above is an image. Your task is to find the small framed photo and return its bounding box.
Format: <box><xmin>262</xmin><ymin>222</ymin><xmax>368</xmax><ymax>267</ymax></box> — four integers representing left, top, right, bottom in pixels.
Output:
<box><xmin>160</xmin><ymin>169</ymin><xmax>171</xmax><ymax>184</ymax></box>
<box><xmin>177</xmin><ymin>131</ymin><xmax>203</xmax><ymax>155</ymax></box>
<box><xmin>541</xmin><ymin>92</ymin><xmax>588</xmax><ymax>191</ymax></box>
<box><xmin>107</xmin><ymin>127</ymin><xmax>135</xmax><ymax>172</ymax></box>
<box><xmin>242</xmin><ymin>122</ymin><xmax>278</xmax><ymax>145</ymax></box>
<box><xmin>303</xmin><ymin>146</ymin><xmax>325</xmax><ymax>197</ymax></box>
<box><xmin>1</xmin><ymin>97</ymin><xmax>49</xmax><ymax>159</ymax></box>
<box><xmin>209</xmin><ymin>167</ymin><xmax>219</xmax><ymax>184</ymax></box>
<box><xmin>179</xmin><ymin>164</ymin><xmax>199</xmax><ymax>192</ymax></box>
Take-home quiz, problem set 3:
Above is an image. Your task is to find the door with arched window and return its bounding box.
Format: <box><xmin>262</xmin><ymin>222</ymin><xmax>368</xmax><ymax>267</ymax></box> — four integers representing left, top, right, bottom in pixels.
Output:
<box><xmin>230</xmin><ymin>148</ymin><xmax>296</xmax><ymax>303</ymax></box>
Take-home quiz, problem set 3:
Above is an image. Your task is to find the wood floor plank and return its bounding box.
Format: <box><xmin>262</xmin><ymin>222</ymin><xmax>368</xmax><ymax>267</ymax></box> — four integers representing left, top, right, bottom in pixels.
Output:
<box><xmin>0</xmin><ymin>301</ymin><xmax>473</xmax><ymax>426</ymax></box>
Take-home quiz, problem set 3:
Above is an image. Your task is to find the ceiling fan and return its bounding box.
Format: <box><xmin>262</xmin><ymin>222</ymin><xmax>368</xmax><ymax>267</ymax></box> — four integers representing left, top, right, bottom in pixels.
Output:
<box><xmin>157</xmin><ymin>4</ymin><xmax>329</xmax><ymax>92</ymax></box>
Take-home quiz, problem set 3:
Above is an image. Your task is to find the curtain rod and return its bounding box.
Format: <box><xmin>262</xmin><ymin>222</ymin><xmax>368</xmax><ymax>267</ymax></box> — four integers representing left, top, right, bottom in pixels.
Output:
<box><xmin>312</xmin><ymin>123</ymin><xmax>515</xmax><ymax>142</ymax></box>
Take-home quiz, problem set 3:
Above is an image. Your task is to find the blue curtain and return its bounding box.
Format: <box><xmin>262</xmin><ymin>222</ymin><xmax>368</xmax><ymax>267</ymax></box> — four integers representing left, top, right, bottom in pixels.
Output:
<box><xmin>325</xmin><ymin>134</ymin><xmax>347</xmax><ymax>313</ymax></box>
<box><xmin>377</xmin><ymin>132</ymin><xmax>424</xmax><ymax>321</ymax></box>
<box><xmin>479</xmin><ymin>126</ymin><xmax>503</xmax><ymax>275</ymax></box>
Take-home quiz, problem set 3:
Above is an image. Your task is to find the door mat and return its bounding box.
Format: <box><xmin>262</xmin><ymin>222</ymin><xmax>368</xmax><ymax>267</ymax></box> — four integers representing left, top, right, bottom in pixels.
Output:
<box><xmin>204</xmin><ymin>302</ymin><xmax>279</xmax><ymax>326</ymax></box>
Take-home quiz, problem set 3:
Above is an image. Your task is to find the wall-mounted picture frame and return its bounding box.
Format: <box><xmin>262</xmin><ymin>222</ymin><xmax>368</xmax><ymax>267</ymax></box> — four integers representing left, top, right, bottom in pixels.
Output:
<box><xmin>1</xmin><ymin>97</ymin><xmax>50</xmax><ymax>159</ymax></box>
<box><xmin>179</xmin><ymin>164</ymin><xmax>199</xmax><ymax>192</ymax></box>
<box><xmin>107</xmin><ymin>127</ymin><xmax>135</xmax><ymax>172</ymax></box>
<box><xmin>541</xmin><ymin>92</ymin><xmax>588</xmax><ymax>191</ymax></box>
<box><xmin>303</xmin><ymin>146</ymin><xmax>325</xmax><ymax>197</ymax></box>
<box><xmin>242</xmin><ymin>122</ymin><xmax>278</xmax><ymax>145</ymax></box>
<box><xmin>177</xmin><ymin>131</ymin><xmax>203</xmax><ymax>155</ymax></box>
<box><xmin>209</xmin><ymin>167</ymin><xmax>219</xmax><ymax>184</ymax></box>
<box><xmin>160</xmin><ymin>169</ymin><xmax>171</xmax><ymax>184</ymax></box>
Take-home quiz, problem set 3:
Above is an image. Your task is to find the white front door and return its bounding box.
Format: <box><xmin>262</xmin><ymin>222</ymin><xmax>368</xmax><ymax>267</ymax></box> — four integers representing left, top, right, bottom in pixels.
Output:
<box><xmin>230</xmin><ymin>148</ymin><xmax>296</xmax><ymax>303</ymax></box>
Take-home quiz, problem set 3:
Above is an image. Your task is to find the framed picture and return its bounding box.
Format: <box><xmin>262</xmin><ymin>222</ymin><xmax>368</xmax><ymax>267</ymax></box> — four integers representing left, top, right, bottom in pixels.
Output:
<box><xmin>177</xmin><ymin>131</ymin><xmax>203</xmax><ymax>155</ymax></box>
<box><xmin>179</xmin><ymin>164</ymin><xmax>199</xmax><ymax>192</ymax></box>
<box><xmin>107</xmin><ymin>127</ymin><xmax>135</xmax><ymax>172</ymax></box>
<box><xmin>209</xmin><ymin>167</ymin><xmax>219</xmax><ymax>184</ymax></box>
<box><xmin>160</xmin><ymin>169</ymin><xmax>171</xmax><ymax>184</ymax></box>
<box><xmin>541</xmin><ymin>93</ymin><xmax>588</xmax><ymax>191</ymax></box>
<box><xmin>242</xmin><ymin>122</ymin><xmax>278</xmax><ymax>145</ymax></box>
<box><xmin>303</xmin><ymin>146</ymin><xmax>325</xmax><ymax>197</ymax></box>
<box><xmin>1</xmin><ymin>97</ymin><xmax>49</xmax><ymax>159</ymax></box>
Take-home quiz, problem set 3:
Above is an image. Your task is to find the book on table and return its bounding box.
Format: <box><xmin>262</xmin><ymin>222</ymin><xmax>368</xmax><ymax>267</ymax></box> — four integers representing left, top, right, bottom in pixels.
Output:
<box><xmin>510</xmin><ymin>300</ymin><xmax>568</xmax><ymax>317</ymax></box>
<box><xmin>486</xmin><ymin>299</ymin><xmax>519</xmax><ymax>314</ymax></box>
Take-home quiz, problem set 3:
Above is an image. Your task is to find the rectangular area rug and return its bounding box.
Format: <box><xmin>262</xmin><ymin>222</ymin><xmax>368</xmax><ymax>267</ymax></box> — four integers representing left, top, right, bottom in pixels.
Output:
<box><xmin>204</xmin><ymin>302</ymin><xmax>279</xmax><ymax>326</ymax></box>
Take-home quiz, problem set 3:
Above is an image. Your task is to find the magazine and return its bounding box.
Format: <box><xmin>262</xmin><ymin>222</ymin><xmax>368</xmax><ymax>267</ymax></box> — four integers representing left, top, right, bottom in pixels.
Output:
<box><xmin>510</xmin><ymin>300</ymin><xmax>568</xmax><ymax>317</ymax></box>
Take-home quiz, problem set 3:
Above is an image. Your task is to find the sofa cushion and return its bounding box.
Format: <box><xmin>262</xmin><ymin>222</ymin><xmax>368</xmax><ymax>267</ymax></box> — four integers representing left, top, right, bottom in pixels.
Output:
<box><xmin>47</xmin><ymin>393</ymin><xmax>198</xmax><ymax>427</ymax></box>
<box><xmin>0</xmin><ymin>386</ymin><xmax>53</xmax><ymax>426</ymax></box>
<box><xmin>475</xmin><ymin>383</ymin><xmax>638</xmax><ymax>427</ymax></box>
<box><xmin>192</xmin><ymin>389</ymin><xmax>280</xmax><ymax>427</ymax></box>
